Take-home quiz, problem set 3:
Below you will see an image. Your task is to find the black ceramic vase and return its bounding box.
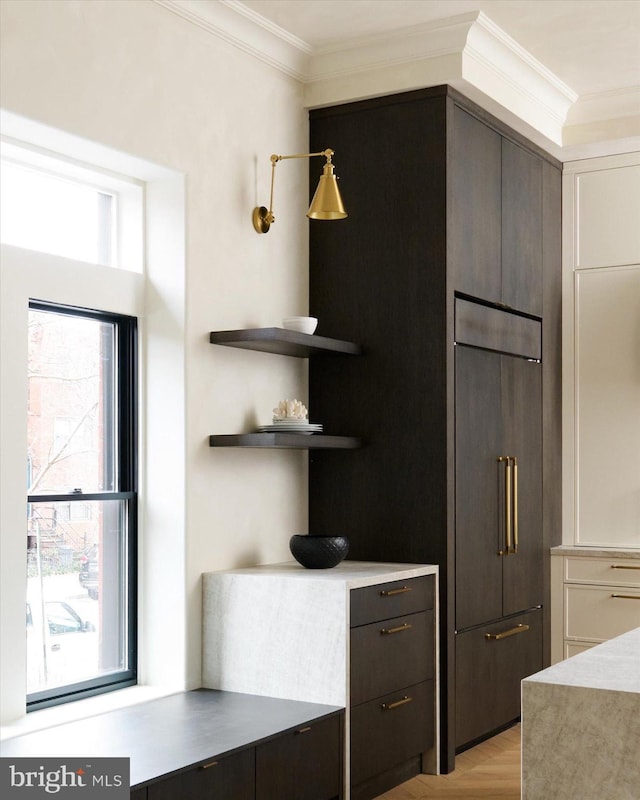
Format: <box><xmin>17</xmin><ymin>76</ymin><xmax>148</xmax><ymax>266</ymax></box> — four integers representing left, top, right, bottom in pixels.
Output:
<box><xmin>289</xmin><ymin>534</ymin><xmax>349</xmax><ymax>569</ymax></box>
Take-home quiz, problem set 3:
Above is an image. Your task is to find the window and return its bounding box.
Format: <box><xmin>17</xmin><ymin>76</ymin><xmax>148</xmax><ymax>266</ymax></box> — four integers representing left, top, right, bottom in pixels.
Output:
<box><xmin>0</xmin><ymin>140</ymin><xmax>143</xmax><ymax>271</ymax></box>
<box><xmin>26</xmin><ymin>301</ymin><xmax>137</xmax><ymax>709</ymax></box>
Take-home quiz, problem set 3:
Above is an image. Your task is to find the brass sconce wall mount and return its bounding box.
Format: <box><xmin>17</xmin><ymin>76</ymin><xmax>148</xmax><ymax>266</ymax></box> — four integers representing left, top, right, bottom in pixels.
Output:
<box><xmin>252</xmin><ymin>148</ymin><xmax>347</xmax><ymax>234</ymax></box>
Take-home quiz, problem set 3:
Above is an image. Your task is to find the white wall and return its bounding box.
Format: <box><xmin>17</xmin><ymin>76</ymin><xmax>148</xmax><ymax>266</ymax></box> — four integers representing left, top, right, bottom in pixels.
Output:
<box><xmin>0</xmin><ymin>0</ymin><xmax>310</xmax><ymax>724</ymax></box>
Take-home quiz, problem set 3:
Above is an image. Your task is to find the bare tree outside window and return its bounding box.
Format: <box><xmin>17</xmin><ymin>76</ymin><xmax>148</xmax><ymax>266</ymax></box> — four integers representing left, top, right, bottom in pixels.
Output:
<box><xmin>27</xmin><ymin>303</ymin><xmax>137</xmax><ymax>708</ymax></box>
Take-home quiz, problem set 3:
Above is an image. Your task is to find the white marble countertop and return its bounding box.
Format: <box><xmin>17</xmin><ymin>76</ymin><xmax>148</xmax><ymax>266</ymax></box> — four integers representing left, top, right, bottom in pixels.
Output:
<box><xmin>550</xmin><ymin>545</ymin><xmax>640</xmax><ymax>559</ymax></box>
<box><xmin>214</xmin><ymin>559</ymin><xmax>438</xmax><ymax>588</ymax></box>
<box><xmin>524</xmin><ymin>626</ymin><xmax>640</xmax><ymax>694</ymax></box>
<box><xmin>202</xmin><ymin>561</ymin><xmax>438</xmax><ymax>706</ymax></box>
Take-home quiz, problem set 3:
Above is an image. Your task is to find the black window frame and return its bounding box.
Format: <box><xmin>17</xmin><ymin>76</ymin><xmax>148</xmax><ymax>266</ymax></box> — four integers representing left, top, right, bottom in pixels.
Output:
<box><xmin>26</xmin><ymin>299</ymin><xmax>138</xmax><ymax>711</ymax></box>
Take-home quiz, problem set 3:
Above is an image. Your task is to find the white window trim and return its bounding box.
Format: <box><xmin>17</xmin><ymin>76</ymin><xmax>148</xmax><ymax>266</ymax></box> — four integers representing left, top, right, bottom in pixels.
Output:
<box><xmin>0</xmin><ymin>111</ymin><xmax>187</xmax><ymax>734</ymax></box>
<box><xmin>1</xmin><ymin>136</ymin><xmax>145</xmax><ymax>272</ymax></box>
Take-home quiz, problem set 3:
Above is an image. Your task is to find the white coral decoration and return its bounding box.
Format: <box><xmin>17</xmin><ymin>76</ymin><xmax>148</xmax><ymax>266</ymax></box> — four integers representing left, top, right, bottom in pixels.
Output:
<box><xmin>273</xmin><ymin>399</ymin><xmax>308</xmax><ymax>420</ymax></box>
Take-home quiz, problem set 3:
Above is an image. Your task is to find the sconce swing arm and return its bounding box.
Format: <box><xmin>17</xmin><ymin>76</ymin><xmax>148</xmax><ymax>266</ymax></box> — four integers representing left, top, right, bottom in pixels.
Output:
<box><xmin>253</xmin><ymin>148</ymin><xmax>346</xmax><ymax>234</ymax></box>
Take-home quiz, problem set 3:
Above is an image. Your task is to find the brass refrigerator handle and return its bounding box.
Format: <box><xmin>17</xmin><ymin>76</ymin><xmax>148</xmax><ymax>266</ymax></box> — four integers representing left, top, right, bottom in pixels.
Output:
<box><xmin>497</xmin><ymin>456</ymin><xmax>518</xmax><ymax>555</ymax></box>
<box><xmin>380</xmin><ymin>586</ymin><xmax>412</xmax><ymax>597</ymax></box>
<box><xmin>381</xmin><ymin>695</ymin><xmax>412</xmax><ymax>711</ymax></box>
<box><xmin>498</xmin><ymin>457</ymin><xmax>511</xmax><ymax>555</ymax></box>
<box><xmin>485</xmin><ymin>623</ymin><xmax>530</xmax><ymax>641</ymax></box>
<box><xmin>512</xmin><ymin>456</ymin><xmax>518</xmax><ymax>554</ymax></box>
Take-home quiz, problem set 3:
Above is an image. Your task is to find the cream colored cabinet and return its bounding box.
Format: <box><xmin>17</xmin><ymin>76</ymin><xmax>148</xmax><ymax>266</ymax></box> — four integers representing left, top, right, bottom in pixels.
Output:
<box><xmin>563</xmin><ymin>153</ymin><xmax>640</xmax><ymax>550</ymax></box>
<box><xmin>551</xmin><ymin>548</ymin><xmax>640</xmax><ymax>661</ymax></box>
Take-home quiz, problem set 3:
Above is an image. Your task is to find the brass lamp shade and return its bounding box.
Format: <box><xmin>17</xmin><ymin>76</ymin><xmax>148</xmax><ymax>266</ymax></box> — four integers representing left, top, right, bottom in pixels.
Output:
<box><xmin>307</xmin><ymin>162</ymin><xmax>347</xmax><ymax>220</ymax></box>
<box><xmin>253</xmin><ymin>148</ymin><xmax>347</xmax><ymax>234</ymax></box>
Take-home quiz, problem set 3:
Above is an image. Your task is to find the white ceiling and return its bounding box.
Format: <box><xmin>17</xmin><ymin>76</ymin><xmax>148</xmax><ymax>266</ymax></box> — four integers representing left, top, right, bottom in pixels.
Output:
<box><xmin>238</xmin><ymin>0</ymin><xmax>640</xmax><ymax>98</ymax></box>
<box><xmin>160</xmin><ymin>0</ymin><xmax>640</xmax><ymax>156</ymax></box>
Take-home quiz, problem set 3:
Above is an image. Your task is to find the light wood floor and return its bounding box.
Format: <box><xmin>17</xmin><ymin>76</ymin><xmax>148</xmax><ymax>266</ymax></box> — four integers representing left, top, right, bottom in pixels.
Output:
<box><xmin>377</xmin><ymin>724</ymin><xmax>521</xmax><ymax>800</ymax></box>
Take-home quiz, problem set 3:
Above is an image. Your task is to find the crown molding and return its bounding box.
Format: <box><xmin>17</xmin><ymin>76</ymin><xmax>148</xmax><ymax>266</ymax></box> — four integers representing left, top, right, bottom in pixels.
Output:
<box><xmin>153</xmin><ymin>1</ymin><xmax>636</xmax><ymax>156</ymax></box>
<box><xmin>566</xmin><ymin>86</ymin><xmax>640</xmax><ymax>126</ymax></box>
<box><xmin>153</xmin><ymin>0</ymin><xmax>310</xmax><ymax>80</ymax></box>
<box><xmin>303</xmin><ymin>10</ymin><xmax>576</xmax><ymax>145</ymax></box>
<box><xmin>463</xmin><ymin>12</ymin><xmax>577</xmax><ymax>139</ymax></box>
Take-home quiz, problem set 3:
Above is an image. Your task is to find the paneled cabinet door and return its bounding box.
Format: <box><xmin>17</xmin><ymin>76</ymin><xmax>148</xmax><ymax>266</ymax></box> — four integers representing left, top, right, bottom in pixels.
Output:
<box><xmin>147</xmin><ymin>749</ymin><xmax>254</xmax><ymax>800</ymax></box>
<box><xmin>256</xmin><ymin>714</ymin><xmax>341</xmax><ymax>800</ymax></box>
<box><xmin>451</xmin><ymin>106</ymin><xmax>502</xmax><ymax>305</ymax></box>
<box><xmin>501</xmin><ymin>139</ymin><xmax>542</xmax><ymax>316</ymax></box>
<box><xmin>452</xmin><ymin>106</ymin><xmax>542</xmax><ymax>316</ymax></box>
<box><xmin>455</xmin><ymin>608</ymin><xmax>542</xmax><ymax>748</ymax></box>
<box><xmin>455</xmin><ymin>346</ymin><xmax>543</xmax><ymax>630</ymax></box>
<box><xmin>455</xmin><ymin>345</ymin><xmax>502</xmax><ymax>629</ymax></box>
<box><xmin>500</xmin><ymin>354</ymin><xmax>543</xmax><ymax>616</ymax></box>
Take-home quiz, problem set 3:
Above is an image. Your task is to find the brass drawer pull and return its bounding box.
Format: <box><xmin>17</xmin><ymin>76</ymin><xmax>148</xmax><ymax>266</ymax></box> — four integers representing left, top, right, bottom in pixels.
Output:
<box><xmin>611</xmin><ymin>564</ymin><xmax>640</xmax><ymax>570</ymax></box>
<box><xmin>381</xmin><ymin>695</ymin><xmax>412</xmax><ymax>711</ymax></box>
<box><xmin>201</xmin><ymin>760</ymin><xmax>219</xmax><ymax>769</ymax></box>
<box><xmin>485</xmin><ymin>623</ymin><xmax>530</xmax><ymax>641</ymax></box>
<box><xmin>611</xmin><ymin>593</ymin><xmax>640</xmax><ymax>600</ymax></box>
<box><xmin>380</xmin><ymin>586</ymin><xmax>412</xmax><ymax>597</ymax></box>
<box><xmin>380</xmin><ymin>622</ymin><xmax>413</xmax><ymax>635</ymax></box>
<box><xmin>296</xmin><ymin>726</ymin><xmax>312</xmax><ymax>734</ymax></box>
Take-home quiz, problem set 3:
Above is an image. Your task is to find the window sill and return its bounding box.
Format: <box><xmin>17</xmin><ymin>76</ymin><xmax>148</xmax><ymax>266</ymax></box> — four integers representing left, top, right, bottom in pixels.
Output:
<box><xmin>0</xmin><ymin>685</ymin><xmax>180</xmax><ymax>742</ymax></box>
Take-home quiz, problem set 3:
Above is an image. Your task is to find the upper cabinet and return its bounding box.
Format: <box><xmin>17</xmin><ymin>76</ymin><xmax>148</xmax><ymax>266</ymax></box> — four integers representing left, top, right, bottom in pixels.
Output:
<box><xmin>452</xmin><ymin>107</ymin><xmax>542</xmax><ymax>317</ymax></box>
<box><xmin>563</xmin><ymin>153</ymin><xmax>640</xmax><ymax>549</ymax></box>
<box><xmin>574</xmin><ymin>163</ymin><xmax>640</xmax><ymax>269</ymax></box>
<box><xmin>501</xmin><ymin>139</ymin><xmax>542</xmax><ymax>315</ymax></box>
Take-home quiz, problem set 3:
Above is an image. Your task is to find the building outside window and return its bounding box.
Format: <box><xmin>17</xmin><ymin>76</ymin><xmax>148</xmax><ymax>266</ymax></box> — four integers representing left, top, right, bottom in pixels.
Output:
<box><xmin>26</xmin><ymin>302</ymin><xmax>137</xmax><ymax>708</ymax></box>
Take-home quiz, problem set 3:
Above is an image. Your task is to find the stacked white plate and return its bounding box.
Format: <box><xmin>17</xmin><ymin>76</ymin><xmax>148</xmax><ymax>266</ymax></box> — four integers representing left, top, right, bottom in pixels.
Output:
<box><xmin>258</xmin><ymin>419</ymin><xmax>323</xmax><ymax>435</ymax></box>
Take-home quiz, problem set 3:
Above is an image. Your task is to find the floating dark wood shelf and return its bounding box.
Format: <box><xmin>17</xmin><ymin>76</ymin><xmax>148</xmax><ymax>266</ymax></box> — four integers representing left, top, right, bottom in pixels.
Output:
<box><xmin>210</xmin><ymin>327</ymin><xmax>361</xmax><ymax>357</ymax></box>
<box><xmin>209</xmin><ymin>433</ymin><xmax>362</xmax><ymax>449</ymax></box>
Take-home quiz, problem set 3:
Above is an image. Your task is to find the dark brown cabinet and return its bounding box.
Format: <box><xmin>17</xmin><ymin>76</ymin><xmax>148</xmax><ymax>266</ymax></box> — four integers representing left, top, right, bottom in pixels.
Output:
<box><xmin>349</xmin><ymin>576</ymin><xmax>435</xmax><ymax>799</ymax></box>
<box><xmin>309</xmin><ymin>85</ymin><xmax>561</xmax><ymax>773</ymax></box>
<box><xmin>256</xmin><ymin>715</ymin><xmax>342</xmax><ymax>800</ymax></box>
<box><xmin>148</xmin><ymin>749</ymin><xmax>254</xmax><ymax>800</ymax></box>
<box><xmin>143</xmin><ymin>718</ymin><xmax>342</xmax><ymax>800</ymax></box>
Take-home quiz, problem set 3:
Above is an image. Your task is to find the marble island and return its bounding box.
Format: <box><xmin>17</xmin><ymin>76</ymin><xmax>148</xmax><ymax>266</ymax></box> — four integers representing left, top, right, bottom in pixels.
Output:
<box><xmin>522</xmin><ymin>626</ymin><xmax>640</xmax><ymax>800</ymax></box>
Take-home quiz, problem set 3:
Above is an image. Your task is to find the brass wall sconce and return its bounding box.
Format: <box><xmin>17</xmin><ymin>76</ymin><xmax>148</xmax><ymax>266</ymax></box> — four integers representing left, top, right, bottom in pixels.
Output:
<box><xmin>252</xmin><ymin>148</ymin><xmax>347</xmax><ymax>234</ymax></box>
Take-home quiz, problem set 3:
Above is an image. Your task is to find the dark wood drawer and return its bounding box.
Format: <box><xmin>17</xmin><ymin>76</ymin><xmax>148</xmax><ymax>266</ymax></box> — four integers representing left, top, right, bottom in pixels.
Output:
<box><xmin>256</xmin><ymin>713</ymin><xmax>342</xmax><ymax>800</ymax></box>
<box><xmin>350</xmin><ymin>575</ymin><xmax>434</xmax><ymax>627</ymax></box>
<box><xmin>351</xmin><ymin>611</ymin><xmax>433</xmax><ymax>706</ymax></box>
<box><xmin>130</xmin><ymin>790</ymin><xmax>147</xmax><ymax>800</ymax></box>
<box><xmin>455</xmin><ymin>297</ymin><xmax>541</xmax><ymax>359</ymax></box>
<box><xmin>455</xmin><ymin>608</ymin><xmax>543</xmax><ymax>749</ymax></box>
<box><xmin>147</xmin><ymin>747</ymin><xmax>254</xmax><ymax>800</ymax></box>
<box><xmin>350</xmin><ymin>680</ymin><xmax>433</xmax><ymax>787</ymax></box>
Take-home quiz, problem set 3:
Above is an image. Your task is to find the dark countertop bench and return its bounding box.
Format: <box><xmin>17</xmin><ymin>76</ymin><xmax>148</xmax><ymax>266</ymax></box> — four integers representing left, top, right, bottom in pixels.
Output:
<box><xmin>0</xmin><ymin>689</ymin><xmax>343</xmax><ymax>789</ymax></box>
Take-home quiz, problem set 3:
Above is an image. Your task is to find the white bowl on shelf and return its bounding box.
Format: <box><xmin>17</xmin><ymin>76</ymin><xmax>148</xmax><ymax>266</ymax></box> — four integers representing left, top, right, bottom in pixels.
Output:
<box><xmin>282</xmin><ymin>316</ymin><xmax>318</xmax><ymax>334</ymax></box>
